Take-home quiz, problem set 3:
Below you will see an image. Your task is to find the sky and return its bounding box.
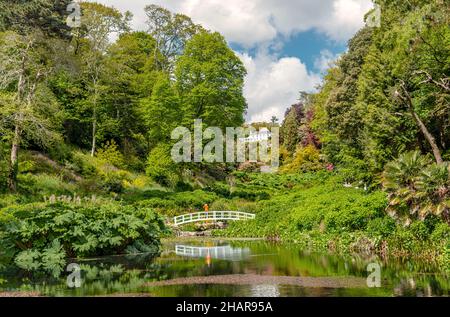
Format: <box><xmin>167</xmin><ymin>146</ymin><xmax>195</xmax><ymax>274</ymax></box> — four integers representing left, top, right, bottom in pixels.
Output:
<box><xmin>88</xmin><ymin>0</ymin><xmax>374</xmax><ymax>122</ymax></box>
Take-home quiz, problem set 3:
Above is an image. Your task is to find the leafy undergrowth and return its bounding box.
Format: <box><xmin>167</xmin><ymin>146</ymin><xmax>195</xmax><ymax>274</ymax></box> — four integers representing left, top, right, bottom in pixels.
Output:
<box><xmin>0</xmin><ymin>202</ymin><xmax>168</xmax><ymax>277</ymax></box>
<box><xmin>213</xmin><ymin>173</ymin><xmax>450</xmax><ymax>268</ymax></box>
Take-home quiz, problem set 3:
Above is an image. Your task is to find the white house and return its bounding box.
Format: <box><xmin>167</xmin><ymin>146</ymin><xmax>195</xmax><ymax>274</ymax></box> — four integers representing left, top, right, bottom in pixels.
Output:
<box><xmin>238</xmin><ymin>128</ymin><xmax>272</xmax><ymax>143</ymax></box>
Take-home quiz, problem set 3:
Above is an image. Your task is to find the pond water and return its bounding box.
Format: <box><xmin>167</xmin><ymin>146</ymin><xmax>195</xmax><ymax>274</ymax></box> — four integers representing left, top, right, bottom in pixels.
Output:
<box><xmin>0</xmin><ymin>238</ymin><xmax>448</xmax><ymax>297</ymax></box>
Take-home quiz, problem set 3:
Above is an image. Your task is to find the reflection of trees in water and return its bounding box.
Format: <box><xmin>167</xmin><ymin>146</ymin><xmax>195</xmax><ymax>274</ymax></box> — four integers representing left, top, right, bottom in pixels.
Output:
<box><xmin>0</xmin><ymin>252</ymin><xmax>163</xmax><ymax>296</ymax></box>
<box><xmin>393</xmin><ymin>275</ymin><xmax>449</xmax><ymax>297</ymax></box>
<box><xmin>223</xmin><ymin>240</ymin><xmax>449</xmax><ymax>296</ymax></box>
<box><xmin>0</xmin><ymin>240</ymin><xmax>448</xmax><ymax>296</ymax></box>
<box><xmin>152</xmin><ymin>257</ymin><xmax>241</xmax><ymax>280</ymax></box>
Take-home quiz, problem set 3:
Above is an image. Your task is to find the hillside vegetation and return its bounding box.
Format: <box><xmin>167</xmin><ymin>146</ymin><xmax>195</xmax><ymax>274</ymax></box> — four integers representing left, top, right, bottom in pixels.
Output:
<box><xmin>0</xmin><ymin>0</ymin><xmax>449</xmax><ymax>275</ymax></box>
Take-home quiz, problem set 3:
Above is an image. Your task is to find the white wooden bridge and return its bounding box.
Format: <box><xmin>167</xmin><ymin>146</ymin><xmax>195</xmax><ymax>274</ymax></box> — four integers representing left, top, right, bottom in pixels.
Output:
<box><xmin>175</xmin><ymin>245</ymin><xmax>251</xmax><ymax>260</ymax></box>
<box><xmin>172</xmin><ymin>211</ymin><xmax>255</xmax><ymax>227</ymax></box>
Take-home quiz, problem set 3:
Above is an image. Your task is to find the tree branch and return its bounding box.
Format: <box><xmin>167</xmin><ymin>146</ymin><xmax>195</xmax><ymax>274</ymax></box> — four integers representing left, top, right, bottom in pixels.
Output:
<box><xmin>414</xmin><ymin>70</ymin><xmax>450</xmax><ymax>91</ymax></box>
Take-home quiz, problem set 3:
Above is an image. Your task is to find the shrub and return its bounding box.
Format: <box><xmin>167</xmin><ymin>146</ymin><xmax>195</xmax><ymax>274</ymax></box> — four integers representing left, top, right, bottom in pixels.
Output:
<box><xmin>17</xmin><ymin>173</ymin><xmax>77</xmax><ymax>197</ymax></box>
<box><xmin>135</xmin><ymin>198</ymin><xmax>179</xmax><ymax>216</ymax></box>
<box><xmin>210</xmin><ymin>198</ymin><xmax>257</xmax><ymax>213</ymax></box>
<box><xmin>146</xmin><ymin>143</ymin><xmax>181</xmax><ymax>188</ymax></box>
<box><xmin>409</xmin><ymin>221</ymin><xmax>430</xmax><ymax>240</ymax></box>
<box><xmin>281</xmin><ymin>145</ymin><xmax>323</xmax><ymax>173</ymax></box>
<box><xmin>205</xmin><ymin>183</ymin><xmax>231</xmax><ymax>198</ymax></box>
<box><xmin>230</xmin><ymin>188</ymin><xmax>270</xmax><ymax>201</ymax></box>
<box><xmin>100</xmin><ymin>170</ymin><xmax>130</xmax><ymax>194</ymax></box>
<box><xmin>171</xmin><ymin>190</ymin><xmax>218</xmax><ymax>209</ymax></box>
<box><xmin>0</xmin><ymin>195</ymin><xmax>20</xmax><ymax>209</ymax></box>
<box><xmin>388</xmin><ymin>227</ymin><xmax>418</xmax><ymax>253</ymax></box>
<box><xmin>430</xmin><ymin>223</ymin><xmax>450</xmax><ymax>244</ymax></box>
<box><xmin>366</xmin><ymin>217</ymin><xmax>396</xmax><ymax>238</ymax></box>
<box><xmin>96</xmin><ymin>140</ymin><xmax>125</xmax><ymax>169</ymax></box>
<box><xmin>123</xmin><ymin>175</ymin><xmax>153</xmax><ymax>191</ymax></box>
<box><xmin>46</xmin><ymin>142</ymin><xmax>73</xmax><ymax>164</ymax></box>
<box><xmin>71</xmin><ymin>151</ymin><xmax>97</xmax><ymax>177</ymax></box>
<box><xmin>0</xmin><ymin>202</ymin><xmax>166</xmax><ymax>275</ymax></box>
<box><xmin>289</xmin><ymin>186</ymin><xmax>386</xmax><ymax>233</ymax></box>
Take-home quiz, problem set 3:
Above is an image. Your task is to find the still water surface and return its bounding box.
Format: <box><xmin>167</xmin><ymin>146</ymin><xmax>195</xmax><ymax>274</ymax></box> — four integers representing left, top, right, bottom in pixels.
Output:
<box><xmin>1</xmin><ymin>238</ymin><xmax>448</xmax><ymax>297</ymax></box>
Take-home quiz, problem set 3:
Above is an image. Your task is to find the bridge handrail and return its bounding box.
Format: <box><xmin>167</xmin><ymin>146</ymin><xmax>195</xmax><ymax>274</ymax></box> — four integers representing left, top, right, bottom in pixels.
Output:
<box><xmin>175</xmin><ymin>245</ymin><xmax>250</xmax><ymax>259</ymax></box>
<box><xmin>173</xmin><ymin>211</ymin><xmax>255</xmax><ymax>226</ymax></box>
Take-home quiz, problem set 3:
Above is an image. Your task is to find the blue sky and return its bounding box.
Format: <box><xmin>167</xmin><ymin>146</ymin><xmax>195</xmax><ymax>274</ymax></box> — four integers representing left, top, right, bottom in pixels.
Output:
<box><xmin>280</xmin><ymin>32</ymin><xmax>348</xmax><ymax>72</ymax></box>
<box><xmin>231</xmin><ymin>30</ymin><xmax>347</xmax><ymax>74</ymax></box>
<box><xmin>91</xmin><ymin>0</ymin><xmax>374</xmax><ymax>122</ymax></box>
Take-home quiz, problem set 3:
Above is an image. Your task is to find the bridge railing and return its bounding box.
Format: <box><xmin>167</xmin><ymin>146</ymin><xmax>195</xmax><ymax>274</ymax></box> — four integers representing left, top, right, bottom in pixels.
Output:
<box><xmin>175</xmin><ymin>245</ymin><xmax>251</xmax><ymax>260</ymax></box>
<box><xmin>173</xmin><ymin>211</ymin><xmax>255</xmax><ymax>226</ymax></box>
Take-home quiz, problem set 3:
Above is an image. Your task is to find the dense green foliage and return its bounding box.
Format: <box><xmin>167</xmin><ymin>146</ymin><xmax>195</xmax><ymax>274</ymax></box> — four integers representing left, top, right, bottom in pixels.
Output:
<box><xmin>0</xmin><ymin>1</ymin><xmax>448</xmax><ymax>281</ymax></box>
<box><xmin>215</xmin><ymin>173</ymin><xmax>449</xmax><ymax>265</ymax></box>
<box><xmin>311</xmin><ymin>1</ymin><xmax>449</xmax><ymax>177</ymax></box>
<box><xmin>0</xmin><ymin>201</ymin><xmax>166</xmax><ymax>276</ymax></box>
<box><xmin>383</xmin><ymin>151</ymin><xmax>450</xmax><ymax>224</ymax></box>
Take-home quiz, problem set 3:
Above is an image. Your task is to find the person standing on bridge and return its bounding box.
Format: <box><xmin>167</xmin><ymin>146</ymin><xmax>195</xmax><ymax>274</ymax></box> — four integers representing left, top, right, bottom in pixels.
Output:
<box><xmin>203</xmin><ymin>203</ymin><xmax>209</xmax><ymax>212</ymax></box>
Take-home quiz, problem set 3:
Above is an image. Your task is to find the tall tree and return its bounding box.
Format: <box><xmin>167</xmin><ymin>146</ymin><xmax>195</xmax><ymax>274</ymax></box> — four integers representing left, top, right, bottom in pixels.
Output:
<box><xmin>103</xmin><ymin>32</ymin><xmax>160</xmax><ymax>157</ymax></box>
<box><xmin>175</xmin><ymin>31</ymin><xmax>247</xmax><ymax>129</ymax></box>
<box><xmin>281</xmin><ymin>105</ymin><xmax>303</xmax><ymax>153</ymax></box>
<box><xmin>0</xmin><ymin>31</ymin><xmax>60</xmax><ymax>191</ymax></box>
<box><xmin>76</xmin><ymin>2</ymin><xmax>132</xmax><ymax>156</ymax></box>
<box><xmin>142</xmin><ymin>73</ymin><xmax>181</xmax><ymax>146</ymax></box>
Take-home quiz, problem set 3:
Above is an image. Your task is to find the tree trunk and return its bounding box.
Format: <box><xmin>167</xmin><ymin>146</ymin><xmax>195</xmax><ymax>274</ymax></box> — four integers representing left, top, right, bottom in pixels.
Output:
<box><xmin>8</xmin><ymin>124</ymin><xmax>21</xmax><ymax>192</ymax></box>
<box><xmin>410</xmin><ymin>110</ymin><xmax>443</xmax><ymax>164</ymax></box>
<box><xmin>399</xmin><ymin>82</ymin><xmax>443</xmax><ymax>164</ymax></box>
<box><xmin>90</xmin><ymin>87</ymin><xmax>98</xmax><ymax>157</ymax></box>
<box><xmin>91</xmin><ymin>114</ymin><xmax>96</xmax><ymax>157</ymax></box>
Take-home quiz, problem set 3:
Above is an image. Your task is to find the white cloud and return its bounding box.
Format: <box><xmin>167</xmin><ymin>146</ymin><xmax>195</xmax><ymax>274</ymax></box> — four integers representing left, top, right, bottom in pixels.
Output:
<box><xmin>88</xmin><ymin>0</ymin><xmax>372</xmax><ymax>122</ymax></box>
<box><xmin>237</xmin><ymin>51</ymin><xmax>321</xmax><ymax>122</ymax></box>
<box><xmin>321</xmin><ymin>0</ymin><xmax>374</xmax><ymax>41</ymax></box>
<box><xmin>314</xmin><ymin>49</ymin><xmax>341</xmax><ymax>73</ymax></box>
<box><xmin>91</xmin><ymin>0</ymin><xmax>373</xmax><ymax>46</ymax></box>
<box><xmin>149</xmin><ymin>0</ymin><xmax>374</xmax><ymax>46</ymax></box>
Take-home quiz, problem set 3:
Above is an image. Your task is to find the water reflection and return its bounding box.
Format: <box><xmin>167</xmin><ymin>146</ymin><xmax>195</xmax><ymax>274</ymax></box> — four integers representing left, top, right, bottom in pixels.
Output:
<box><xmin>0</xmin><ymin>239</ymin><xmax>447</xmax><ymax>297</ymax></box>
<box><xmin>251</xmin><ymin>284</ymin><xmax>280</xmax><ymax>297</ymax></box>
<box><xmin>175</xmin><ymin>245</ymin><xmax>251</xmax><ymax>261</ymax></box>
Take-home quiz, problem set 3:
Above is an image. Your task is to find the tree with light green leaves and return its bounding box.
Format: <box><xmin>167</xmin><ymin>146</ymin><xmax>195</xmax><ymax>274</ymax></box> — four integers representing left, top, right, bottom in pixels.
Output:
<box><xmin>175</xmin><ymin>31</ymin><xmax>247</xmax><ymax>129</ymax></box>
<box><xmin>141</xmin><ymin>73</ymin><xmax>182</xmax><ymax>146</ymax></box>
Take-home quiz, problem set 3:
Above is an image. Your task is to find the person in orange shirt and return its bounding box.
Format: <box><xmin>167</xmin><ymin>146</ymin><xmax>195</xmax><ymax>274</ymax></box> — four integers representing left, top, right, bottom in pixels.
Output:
<box><xmin>203</xmin><ymin>203</ymin><xmax>209</xmax><ymax>212</ymax></box>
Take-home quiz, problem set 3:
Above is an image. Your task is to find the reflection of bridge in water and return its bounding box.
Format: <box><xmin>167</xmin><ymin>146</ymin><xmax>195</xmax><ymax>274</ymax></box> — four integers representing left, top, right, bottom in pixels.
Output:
<box><xmin>175</xmin><ymin>245</ymin><xmax>251</xmax><ymax>261</ymax></box>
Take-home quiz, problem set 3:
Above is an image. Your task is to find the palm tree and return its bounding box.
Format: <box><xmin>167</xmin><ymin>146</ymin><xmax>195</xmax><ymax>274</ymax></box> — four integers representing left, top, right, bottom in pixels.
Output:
<box><xmin>416</xmin><ymin>162</ymin><xmax>450</xmax><ymax>223</ymax></box>
<box><xmin>383</xmin><ymin>151</ymin><xmax>450</xmax><ymax>224</ymax></box>
<box><xmin>382</xmin><ymin>151</ymin><xmax>431</xmax><ymax>224</ymax></box>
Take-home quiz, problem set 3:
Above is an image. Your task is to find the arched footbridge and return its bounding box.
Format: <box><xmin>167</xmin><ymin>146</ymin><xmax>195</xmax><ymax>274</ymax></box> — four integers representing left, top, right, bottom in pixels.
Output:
<box><xmin>172</xmin><ymin>211</ymin><xmax>255</xmax><ymax>227</ymax></box>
